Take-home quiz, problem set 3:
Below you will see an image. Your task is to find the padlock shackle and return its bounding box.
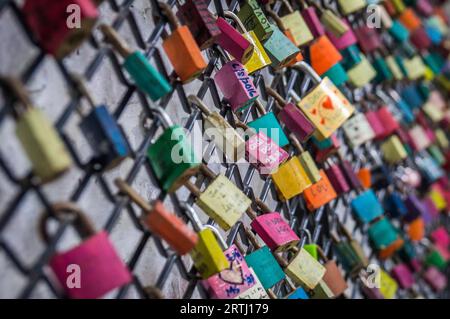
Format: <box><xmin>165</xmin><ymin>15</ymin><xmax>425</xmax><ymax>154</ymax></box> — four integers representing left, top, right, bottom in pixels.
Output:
<box><xmin>158</xmin><ymin>2</ymin><xmax>181</xmax><ymax>30</ymax></box>
<box><xmin>291</xmin><ymin>61</ymin><xmax>322</xmax><ymax>84</ymax></box>
<box><xmin>180</xmin><ymin>202</ymin><xmax>203</xmax><ymax>232</ymax></box>
<box><xmin>143</xmin><ymin>285</ymin><xmax>165</xmax><ymax>299</ymax></box>
<box><xmin>337</xmin><ymin>219</ymin><xmax>353</xmax><ymax>241</ymax></box>
<box><xmin>99</xmin><ymin>24</ymin><xmax>133</xmax><ymax>58</ymax></box>
<box><xmin>244</xmin><ymin>227</ymin><xmax>262</xmax><ymax>250</ymax></box>
<box><xmin>0</xmin><ymin>76</ymin><xmax>33</xmax><ymax>117</ymax></box>
<box><xmin>114</xmin><ymin>178</ymin><xmax>154</xmax><ymax>213</ymax></box>
<box><xmin>188</xmin><ymin>95</ymin><xmax>211</xmax><ymax>116</ymax></box>
<box><xmin>265</xmin><ymin>86</ymin><xmax>287</xmax><ymax>106</ymax></box>
<box><xmin>71</xmin><ymin>73</ymin><xmax>97</xmax><ymax>110</ymax></box>
<box><xmin>299</xmin><ymin>227</ymin><xmax>313</xmax><ymax>244</ymax></box>
<box><xmin>281</xmin><ymin>0</ymin><xmax>294</xmax><ymax>13</ymax></box>
<box><xmin>316</xmin><ymin>245</ymin><xmax>329</xmax><ymax>262</ymax></box>
<box><xmin>223</xmin><ymin>11</ymin><xmax>248</xmax><ymax>34</ymax></box>
<box><xmin>289</xmin><ymin>133</ymin><xmax>304</xmax><ymax>153</ymax></box>
<box><xmin>39</xmin><ymin>202</ymin><xmax>97</xmax><ymax>244</ymax></box>
<box><xmin>255</xmin><ymin>198</ymin><xmax>271</xmax><ymax>213</ymax></box>
<box><xmin>203</xmin><ymin>224</ymin><xmax>228</xmax><ymax>250</ymax></box>
<box><xmin>151</xmin><ymin>105</ymin><xmax>174</xmax><ymax>128</ymax></box>
<box><xmin>264</xmin><ymin>6</ymin><xmax>287</xmax><ymax>32</ymax></box>
<box><xmin>254</xmin><ymin>99</ymin><xmax>267</xmax><ymax>115</ymax></box>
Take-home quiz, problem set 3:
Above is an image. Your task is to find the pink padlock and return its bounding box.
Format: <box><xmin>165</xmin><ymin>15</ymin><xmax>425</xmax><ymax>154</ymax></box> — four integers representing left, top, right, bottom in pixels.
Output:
<box><xmin>409</xmin><ymin>259</ymin><xmax>422</xmax><ymax>273</ymax></box>
<box><xmin>326</xmin><ymin>20</ymin><xmax>357</xmax><ymax>50</ymax></box>
<box><xmin>354</xmin><ymin>25</ymin><xmax>382</xmax><ymax>54</ymax></box>
<box><xmin>250</xmin><ymin>203</ymin><xmax>300</xmax><ymax>252</ymax></box>
<box><xmin>215</xmin><ymin>17</ymin><xmax>253</xmax><ymax>64</ymax></box>
<box><xmin>203</xmin><ymin>244</ymin><xmax>255</xmax><ymax>299</ymax></box>
<box><xmin>416</xmin><ymin>0</ymin><xmax>434</xmax><ymax>17</ymax></box>
<box><xmin>40</xmin><ymin>203</ymin><xmax>132</xmax><ymax>299</ymax></box>
<box><xmin>376</xmin><ymin>106</ymin><xmax>399</xmax><ymax>139</ymax></box>
<box><xmin>301</xmin><ymin>6</ymin><xmax>325</xmax><ymax>38</ymax></box>
<box><xmin>325</xmin><ymin>160</ymin><xmax>350</xmax><ymax>195</ymax></box>
<box><xmin>423</xmin><ymin>266</ymin><xmax>447</xmax><ymax>292</ymax></box>
<box><xmin>365</xmin><ymin>110</ymin><xmax>385</xmax><ymax>139</ymax></box>
<box><xmin>431</xmin><ymin>227</ymin><xmax>450</xmax><ymax>249</ymax></box>
<box><xmin>215</xmin><ymin>61</ymin><xmax>259</xmax><ymax>112</ymax></box>
<box><xmin>391</xmin><ymin>263</ymin><xmax>415</xmax><ymax>289</ymax></box>
<box><xmin>246</xmin><ymin>131</ymin><xmax>289</xmax><ymax>175</ymax></box>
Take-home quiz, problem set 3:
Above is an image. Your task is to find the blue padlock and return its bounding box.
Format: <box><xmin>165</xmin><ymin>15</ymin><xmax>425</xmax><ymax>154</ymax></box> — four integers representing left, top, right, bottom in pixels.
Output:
<box><xmin>384</xmin><ymin>191</ymin><xmax>408</xmax><ymax>218</ymax></box>
<box><xmin>401</xmin><ymin>85</ymin><xmax>424</xmax><ymax>109</ymax></box>
<box><xmin>415</xmin><ymin>153</ymin><xmax>444</xmax><ymax>183</ymax></box>
<box><xmin>424</xmin><ymin>23</ymin><xmax>442</xmax><ymax>45</ymax></box>
<box><xmin>287</xmin><ymin>287</ymin><xmax>309</xmax><ymax>299</ymax></box>
<box><xmin>351</xmin><ymin>189</ymin><xmax>384</xmax><ymax>224</ymax></box>
<box><xmin>389</xmin><ymin>20</ymin><xmax>410</xmax><ymax>43</ymax></box>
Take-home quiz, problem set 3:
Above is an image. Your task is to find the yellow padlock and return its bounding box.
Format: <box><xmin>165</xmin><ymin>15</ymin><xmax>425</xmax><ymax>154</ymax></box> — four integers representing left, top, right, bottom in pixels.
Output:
<box><xmin>428</xmin><ymin>188</ymin><xmax>447</xmax><ymax>211</ymax></box>
<box><xmin>381</xmin><ymin>135</ymin><xmax>408</xmax><ymax>164</ymax></box>
<box><xmin>347</xmin><ymin>54</ymin><xmax>377</xmax><ymax>88</ymax></box>
<box><xmin>379</xmin><ymin>269</ymin><xmax>398</xmax><ymax>299</ymax></box>
<box><xmin>271</xmin><ymin>156</ymin><xmax>312</xmax><ymax>201</ymax></box>
<box><xmin>285</xmin><ymin>247</ymin><xmax>326</xmax><ymax>290</ymax></box>
<box><xmin>436</xmin><ymin>129</ymin><xmax>449</xmax><ymax>149</ymax></box>
<box><xmin>386</xmin><ymin>55</ymin><xmax>404</xmax><ymax>80</ymax></box>
<box><xmin>403</xmin><ymin>56</ymin><xmax>427</xmax><ymax>80</ymax></box>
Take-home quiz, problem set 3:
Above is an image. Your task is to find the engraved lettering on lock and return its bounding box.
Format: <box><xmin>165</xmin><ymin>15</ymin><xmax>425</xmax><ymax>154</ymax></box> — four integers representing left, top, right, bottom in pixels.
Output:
<box><xmin>66</xmin><ymin>4</ymin><xmax>81</xmax><ymax>29</ymax></box>
<box><xmin>366</xmin><ymin>4</ymin><xmax>382</xmax><ymax>29</ymax></box>
<box><xmin>66</xmin><ymin>264</ymin><xmax>81</xmax><ymax>289</ymax></box>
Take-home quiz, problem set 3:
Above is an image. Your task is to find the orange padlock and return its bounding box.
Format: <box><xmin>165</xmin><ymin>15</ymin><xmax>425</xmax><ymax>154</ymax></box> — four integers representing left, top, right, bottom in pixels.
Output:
<box><xmin>357</xmin><ymin>168</ymin><xmax>371</xmax><ymax>190</ymax></box>
<box><xmin>159</xmin><ymin>2</ymin><xmax>207</xmax><ymax>83</ymax></box>
<box><xmin>398</xmin><ymin>8</ymin><xmax>421</xmax><ymax>31</ymax></box>
<box><xmin>303</xmin><ymin>170</ymin><xmax>337</xmax><ymax>211</ymax></box>
<box><xmin>379</xmin><ymin>238</ymin><xmax>404</xmax><ymax>260</ymax></box>
<box><xmin>407</xmin><ymin>218</ymin><xmax>425</xmax><ymax>241</ymax></box>
<box><xmin>309</xmin><ymin>35</ymin><xmax>342</xmax><ymax>75</ymax></box>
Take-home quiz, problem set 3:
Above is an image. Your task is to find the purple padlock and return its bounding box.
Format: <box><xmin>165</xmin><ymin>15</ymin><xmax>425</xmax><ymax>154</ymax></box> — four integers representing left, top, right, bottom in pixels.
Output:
<box><xmin>404</xmin><ymin>194</ymin><xmax>427</xmax><ymax>223</ymax></box>
<box><xmin>354</xmin><ymin>25</ymin><xmax>382</xmax><ymax>54</ymax></box>
<box><xmin>325</xmin><ymin>161</ymin><xmax>350</xmax><ymax>195</ymax></box>
<box><xmin>214</xmin><ymin>61</ymin><xmax>259</xmax><ymax>112</ymax></box>
<box><xmin>278</xmin><ymin>102</ymin><xmax>315</xmax><ymax>142</ymax></box>
<box><xmin>416</xmin><ymin>0</ymin><xmax>434</xmax><ymax>17</ymax></box>
<box><xmin>410</xmin><ymin>27</ymin><xmax>431</xmax><ymax>51</ymax></box>
<box><xmin>326</xmin><ymin>20</ymin><xmax>357</xmax><ymax>50</ymax></box>
<box><xmin>391</xmin><ymin>263</ymin><xmax>415</xmax><ymax>289</ymax></box>
<box><xmin>423</xmin><ymin>266</ymin><xmax>447</xmax><ymax>292</ymax></box>
<box><xmin>421</xmin><ymin>198</ymin><xmax>440</xmax><ymax>224</ymax></box>
<box><xmin>301</xmin><ymin>6</ymin><xmax>325</xmax><ymax>38</ymax></box>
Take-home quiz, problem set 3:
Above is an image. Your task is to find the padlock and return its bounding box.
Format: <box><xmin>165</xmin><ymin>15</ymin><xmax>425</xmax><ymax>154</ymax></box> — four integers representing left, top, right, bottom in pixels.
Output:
<box><xmin>182</xmin><ymin>203</ymin><xmax>229</xmax><ymax>278</ymax></box>
<box><xmin>340</xmin><ymin>45</ymin><xmax>362</xmax><ymax>68</ymax></box>
<box><xmin>425</xmin><ymin>15</ymin><xmax>449</xmax><ymax>37</ymax></box>
<box><xmin>237</xmin><ymin>0</ymin><xmax>274</xmax><ymax>41</ymax></box>
<box><xmin>146</xmin><ymin>107</ymin><xmax>200</xmax><ymax>192</ymax></box>
<box><xmin>372</xmin><ymin>103</ymin><xmax>399</xmax><ymax>139</ymax></box>
<box><xmin>425</xmin><ymin>246</ymin><xmax>449</xmax><ymax>271</ymax></box>
<box><xmin>422</xmin><ymin>266</ymin><xmax>447</xmax><ymax>292</ymax></box>
<box><xmin>399</xmin><ymin>8</ymin><xmax>422</xmax><ymax>32</ymax></box>
<box><xmin>261</xmin><ymin>25</ymin><xmax>301</xmax><ymax>68</ymax></box>
<box><xmin>234</xmin><ymin>268</ymin><xmax>270</xmax><ymax>299</ymax></box>
<box><xmin>428</xmin><ymin>185</ymin><xmax>447</xmax><ymax>211</ymax></box>
<box><xmin>351</xmin><ymin>189</ymin><xmax>384</xmax><ymax>224</ymax></box>
<box><xmin>338</xmin><ymin>154</ymin><xmax>363</xmax><ymax>190</ymax></box>
<box><xmin>338</xmin><ymin>220</ymin><xmax>369</xmax><ymax>268</ymax></box>
<box><xmin>381</xmin><ymin>135</ymin><xmax>408</xmax><ymax>164</ymax></box>
<box><xmin>342</xmin><ymin>112</ymin><xmax>376</xmax><ymax>147</ymax></box>
<box><xmin>216</xmin><ymin>16</ymin><xmax>254</xmax><ymax>64</ymax></box>
<box><xmin>379</xmin><ymin>269</ymin><xmax>398</xmax><ymax>299</ymax></box>
<box><xmin>435</xmin><ymin>129</ymin><xmax>450</xmax><ymax>150</ymax></box>
<box><xmin>424</xmin><ymin>22</ymin><xmax>443</xmax><ymax>45</ymax></box>
<box><xmin>0</xmin><ymin>77</ymin><xmax>72</xmax><ymax>183</ymax></box>
<box><xmin>407</xmin><ymin>217</ymin><xmax>425</xmax><ymax>241</ymax></box>
<box><xmin>331</xmin><ymin>232</ymin><xmax>365</xmax><ymax>277</ymax></box>
<box><xmin>347</xmin><ymin>54</ymin><xmax>377</xmax><ymax>88</ymax></box>
<box><xmin>23</xmin><ymin>0</ymin><xmax>98</xmax><ymax>59</ymax></box>
<box><xmin>322</xmin><ymin>62</ymin><xmax>349</xmax><ymax>87</ymax></box>
<box><xmin>409</xmin><ymin>125</ymin><xmax>431</xmax><ymax>151</ymax></box>
<box><xmin>354</xmin><ymin>25</ymin><xmax>382</xmax><ymax>54</ymax></box>
<box><xmin>266</xmin><ymin>87</ymin><xmax>315</xmax><ymax>142</ymax></box>
<box><xmin>250</xmin><ymin>199</ymin><xmax>300</xmax><ymax>252</ymax></box>
<box><xmin>291</xmin><ymin>62</ymin><xmax>354</xmax><ymax>139</ymax></box>
<box><xmin>303</xmin><ymin>170</ymin><xmax>338</xmax><ymax>211</ymax></box>
<box><xmin>401</xmin><ymin>84</ymin><xmax>425</xmax><ymax>109</ymax></box>
<box><xmin>415</xmin><ymin>152</ymin><xmax>444</xmax><ymax>183</ymax></box>
<box><xmin>363</xmin><ymin>106</ymin><xmax>386</xmax><ymax>140</ymax></box>
<box><xmin>278</xmin><ymin>0</ymin><xmax>314</xmax><ymax>46</ymax></box>
<box><xmin>223</xmin><ymin>11</ymin><xmax>272</xmax><ymax>74</ymax></box>
<box><xmin>285</xmin><ymin>247</ymin><xmax>326</xmax><ymax>290</ymax></box>
<box><xmin>185</xmin><ymin>165</ymin><xmax>252</xmax><ymax>231</ymax></box>
<box><xmin>391</xmin><ymin>0</ymin><xmax>406</xmax><ymax>13</ymax></box>
<box><xmin>315</xmin><ymin>3</ymin><xmax>349</xmax><ymax>37</ymax></box>
<box><xmin>384</xmin><ymin>190</ymin><xmax>408</xmax><ymax>218</ymax></box>
<box><xmin>244</xmin><ymin>228</ymin><xmax>286</xmax><ymax>289</ymax></box>
<box><xmin>373</xmin><ymin>55</ymin><xmax>394</xmax><ymax>83</ymax></box>
<box><xmin>248</xmin><ymin>100</ymin><xmax>289</xmax><ymax>147</ymax></box>
<box><xmin>386</xmin><ymin>55</ymin><xmax>405</xmax><ymax>80</ymax></box>
<box><xmin>324</xmin><ymin>159</ymin><xmax>350</xmax><ymax>195</ymax></box>
<box><xmin>115</xmin><ymin>179</ymin><xmax>198</xmax><ymax>255</ymax></box>
<box><xmin>72</xmin><ymin>76</ymin><xmax>129</xmax><ymax>170</ymax></box>
<box><xmin>431</xmin><ymin>227</ymin><xmax>450</xmax><ymax>249</ymax></box>
<box><xmin>337</xmin><ymin>0</ymin><xmax>366</xmax><ymax>15</ymax></box>
<box><xmin>189</xmin><ymin>95</ymin><xmax>245</xmax><ymax>162</ymax></box>
<box><xmin>421</xmin><ymin>197</ymin><xmax>440</xmax><ymax>224</ymax></box>
<box><xmin>100</xmin><ymin>25</ymin><xmax>172</xmax><ymax>101</ymax></box>
<box><xmin>302</xmin><ymin>228</ymin><xmax>319</xmax><ymax>260</ymax></box>
<box><xmin>309</xmin><ymin>279</ymin><xmax>334</xmax><ymax>299</ymax></box>
<box><xmin>39</xmin><ymin>203</ymin><xmax>132</xmax><ymax>298</ymax></box>
<box><xmin>410</xmin><ymin>27</ymin><xmax>432</xmax><ymax>51</ymax></box>
<box><xmin>314</xmin><ymin>137</ymin><xmax>340</xmax><ymax>163</ymax></box>
<box><xmin>415</xmin><ymin>0</ymin><xmax>433</xmax><ymax>17</ymax></box>
<box><xmin>214</xmin><ymin>58</ymin><xmax>259</xmax><ymax>112</ymax></box>
<box><xmin>203</xmin><ymin>244</ymin><xmax>256</xmax><ymax>299</ymax></box>
<box><xmin>315</xmin><ymin>246</ymin><xmax>348</xmax><ymax>297</ymax></box>
<box><xmin>357</xmin><ymin>167</ymin><xmax>371</xmax><ymax>189</ymax></box>
<box><xmin>158</xmin><ymin>2</ymin><xmax>207</xmax><ymax>83</ymax></box>
<box><xmin>368</xmin><ymin>217</ymin><xmax>401</xmax><ymax>252</ymax></box>
<box><xmin>402</xmin><ymin>55</ymin><xmax>427</xmax><ymax>80</ymax></box>
<box><xmin>299</xmin><ymin>0</ymin><xmax>325</xmax><ymax>38</ymax></box>
<box><xmin>290</xmin><ymin>134</ymin><xmax>322</xmax><ymax>183</ymax></box>
<box><xmin>176</xmin><ymin>0</ymin><xmax>221</xmax><ymax>50</ymax></box>
<box><xmin>286</xmin><ymin>286</ymin><xmax>310</xmax><ymax>299</ymax></box>
<box><xmin>308</xmin><ymin>35</ymin><xmax>343</xmax><ymax>76</ymax></box>
<box><xmin>404</xmin><ymin>193</ymin><xmax>428</xmax><ymax>222</ymax></box>
<box><xmin>389</xmin><ymin>20</ymin><xmax>410</xmax><ymax>43</ymax></box>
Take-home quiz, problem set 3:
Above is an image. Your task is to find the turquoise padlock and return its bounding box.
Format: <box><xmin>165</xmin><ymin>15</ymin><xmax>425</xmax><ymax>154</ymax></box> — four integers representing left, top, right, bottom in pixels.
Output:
<box><xmin>248</xmin><ymin>103</ymin><xmax>289</xmax><ymax>147</ymax></box>
<box><xmin>424</xmin><ymin>23</ymin><xmax>443</xmax><ymax>44</ymax></box>
<box><xmin>340</xmin><ymin>45</ymin><xmax>362</xmax><ymax>69</ymax></box>
<box><xmin>394</xmin><ymin>95</ymin><xmax>415</xmax><ymax>124</ymax></box>
<box><xmin>401</xmin><ymin>85</ymin><xmax>424</xmax><ymax>109</ymax></box>
<box><xmin>373</xmin><ymin>56</ymin><xmax>393</xmax><ymax>83</ymax></box>
<box><xmin>423</xmin><ymin>54</ymin><xmax>442</xmax><ymax>74</ymax></box>
<box><xmin>368</xmin><ymin>218</ymin><xmax>399</xmax><ymax>250</ymax></box>
<box><xmin>263</xmin><ymin>27</ymin><xmax>301</xmax><ymax>69</ymax></box>
<box><xmin>245</xmin><ymin>245</ymin><xmax>286</xmax><ymax>289</ymax></box>
<box><xmin>351</xmin><ymin>189</ymin><xmax>384</xmax><ymax>224</ymax></box>
<box><xmin>287</xmin><ymin>287</ymin><xmax>310</xmax><ymax>299</ymax></box>
<box><xmin>322</xmin><ymin>63</ymin><xmax>348</xmax><ymax>87</ymax></box>
<box><xmin>389</xmin><ymin>20</ymin><xmax>410</xmax><ymax>43</ymax></box>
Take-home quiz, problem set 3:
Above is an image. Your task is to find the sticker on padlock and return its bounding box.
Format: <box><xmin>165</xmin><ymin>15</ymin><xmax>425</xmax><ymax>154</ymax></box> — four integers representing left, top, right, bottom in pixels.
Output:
<box><xmin>39</xmin><ymin>203</ymin><xmax>132</xmax><ymax>298</ymax></box>
<box><xmin>303</xmin><ymin>170</ymin><xmax>338</xmax><ymax>211</ymax></box>
<box><xmin>100</xmin><ymin>25</ymin><xmax>172</xmax><ymax>101</ymax></box>
<box><xmin>23</xmin><ymin>0</ymin><xmax>98</xmax><ymax>59</ymax></box>
<box><xmin>0</xmin><ymin>77</ymin><xmax>72</xmax><ymax>183</ymax></box>
<box><xmin>291</xmin><ymin>62</ymin><xmax>354</xmax><ymax>139</ymax></box>
<box><xmin>115</xmin><ymin>179</ymin><xmax>198</xmax><ymax>255</ymax></box>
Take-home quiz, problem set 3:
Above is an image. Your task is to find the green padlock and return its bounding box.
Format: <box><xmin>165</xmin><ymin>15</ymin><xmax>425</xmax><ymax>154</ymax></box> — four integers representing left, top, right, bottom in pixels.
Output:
<box><xmin>1</xmin><ymin>77</ymin><xmax>72</xmax><ymax>183</ymax></box>
<box><xmin>428</xmin><ymin>145</ymin><xmax>445</xmax><ymax>166</ymax></box>
<box><xmin>322</xmin><ymin>63</ymin><xmax>348</xmax><ymax>87</ymax></box>
<box><xmin>368</xmin><ymin>218</ymin><xmax>399</xmax><ymax>250</ymax></box>
<box><xmin>373</xmin><ymin>55</ymin><xmax>393</xmax><ymax>83</ymax></box>
<box><xmin>238</xmin><ymin>0</ymin><xmax>273</xmax><ymax>41</ymax></box>
<box><xmin>100</xmin><ymin>24</ymin><xmax>172</xmax><ymax>101</ymax></box>
<box><xmin>425</xmin><ymin>248</ymin><xmax>448</xmax><ymax>271</ymax></box>
<box><xmin>147</xmin><ymin>107</ymin><xmax>200</xmax><ymax>193</ymax></box>
<box><xmin>340</xmin><ymin>45</ymin><xmax>362</xmax><ymax>69</ymax></box>
<box><xmin>330</xmin><ymin>232</ymin><xmax>364</xmax><ymax>277</ymax></box>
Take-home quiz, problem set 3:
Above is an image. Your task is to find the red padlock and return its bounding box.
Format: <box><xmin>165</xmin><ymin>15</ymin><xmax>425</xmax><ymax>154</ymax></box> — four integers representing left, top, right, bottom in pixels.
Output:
<box><xmin>376</xmin><ymin>106</ymin><xmax>400</xmax><ymax>139</ymax></box>
<box><xmin>23</xmin><ymin>0</ymin><xmax>98</xmax><ymax>59</ymax></box>
<box><xmin>410</xmin><ymin>27</ymin><xmax>432</xmax><ymax>51</ymax></box>
<box><xmin>324</xmin><ymin>159</ymin><xmax>350</xmax><ymax>195</ymax></box>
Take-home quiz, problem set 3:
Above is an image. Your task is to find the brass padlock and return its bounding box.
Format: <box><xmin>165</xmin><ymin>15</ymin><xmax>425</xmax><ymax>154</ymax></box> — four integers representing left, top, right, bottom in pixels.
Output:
<box><xmin>1</xmin><ymin>77</ymin><xmax>72</xmax><ymax>183</ymax></box>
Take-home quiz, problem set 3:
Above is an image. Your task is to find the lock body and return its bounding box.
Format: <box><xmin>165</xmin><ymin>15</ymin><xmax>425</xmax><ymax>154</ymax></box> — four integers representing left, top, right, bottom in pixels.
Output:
<box><xmin>240</xmin><ymin>31</ymin><xmax>272</xmax><ymax>74</ymax></box>
<box><xmin>379</xmin><ymin>269</ymin><xmax>398</xmax><ymax>299</ymax></box>
<box><xmin>79</xmin><ymin>105</ymin><xmax>129</xmax><ymax>170</ymax></box>
<box><xmin>320</xmin><ymin>10</ymin><xmax>349</xmax><ymax>37</ymax></box>
<box><xmin>343</xmin><ymin>113</ymin><xmax>375</xmax><ymax>147</ymax></box>
<box><xmin>162</xmin><ymin>26</ymin><xmax>207</xmax><ymax>83</ymax></box>
<box><xmin>237</xmin><ymin>0</ymin><xmax>273</xmax><ymax>41</ymax></box>
<box><xmin>16</xmin><ymin>108</ymin><xmax>72</xmax><ymax>182</ymax></box>
<box><xmin>197</xmin><ymin>175</ymin><xmax>251</xmax><ymax>231</ymax></box>
<box><xmin>347</xmin><ymin>55</ymin><xmax>377</xmax><ymax>87</ymax></box>
<box><xmin>262</xmin><ymin>28</ymin><xmax>300</xmax><ymax>68</ymax></box>
<box><xmin>376</xmin><ymin>107</ymin><xmax>399</xmax><ymax>139</ymax></box>
<box><xmin>248</xmin><ymin>112</ymin><xmax>289</xmax><ymax>147</ymax></box>
<box><xmin>271</xmin><ymin>157</ymin><xmax>312</xmax><ymax>201</ymax></box>
<box><xmin>354</xmin><ymin>26</ymin><xmax>382</xmax><ymax>53</ymax></box>
<box><xmin>365</xmin><ymin>110</ymin><xmax>385</xmax><ymax>139</ymax></box>
<box><xmin>381</xmin><ymin>135</ymin><xmax>408</xmax><ymax>164</ymax></box>
<box><xmin>123</xmin><ymin>51</ymin><xmax>172</xmax><ymax>101</ymax></box>
<box><xmin>287</xmin><ymin>287</ymin><xmax>309</xmax><ymax>299</ymax></box>
<box><xmin>147</xmin><ymin>125</ymin><xmax>200</xmax><ymax>192</ymax></box>
<box><xmin>144</xmin><ymin>201</ymin><xmax>198</xmax><ymax>255</ymax></box>
<box><xmin>338</xmin><ymin>0</ymin><xmax>366</xmax><ymax>15</ymax></box>
<box><xmin>299</xmin><ymin>151</ymin><xmax>322</xmax><ymax>183</ymax></box>
<box><xmin>214</xmin><ymin>61</ymin><xmax>259</xmax><ymax>112</ymax></box>
<box><xmin>333</xmin><ymin>241</ymin><xmax>364</xmax><ymax>276</ymax></box>
<box><xmin>303</xmin><ymin>170</ymin><xmax>337</xmax><ymax>211</ymax></box>
<box><xmin>399</xmin><ymin>8</ymin><xmax>422</xmax><ymax>31</ymax></box>
<box><xmin>301</xmin><ymin>7</ymin><xmax>325</xmax><ymax>38</ymax></box>
<box><xmin>191</xmin><ymin>228</ymin><xmax>229</xmax><ymax>279</ymax></box>
<box><xmin>285</xmin><ymin>248</ymin><xmax>326</xmax><ymax>290</ymax></box>
<box><xmin>251</xmin><ymin>212</ymin><xmax>300</xmax><ymax>252</ymax></box>
<box><xmin>351</xmin><ymin>189</ymin><xmax>384</xmax><ymax>224</ymax></box>
<box><xmin>325</xmin><ymin>163</ymin><xmax>349</xmax><ymax>195</ymax></box>
<box><xmin>423</xmin><ymin>267</ymin><xmax>447</xmax><ymax>292</ymax></box>
<box><xmin>23</xmin><ymin>0</ymin><xmax>98</xmax><ymax>58</ymax></box>
<box><xmin>235</xmin><ymin>268</ymin><xmax>270</xmax><ymax>299</ymax></box>
<box><xmin>246</xmin><ymin>131</ymin><xmax>289</xmax><ymax>175</ymax></box>
<box><xmin>310</xmin><ymin>36</ymin><xmax>342</xmax><ymax>76</ymax></box>
<box><xmin>244</xmin><ymin>246</ymin><xmax>286</xmax><ymax>289</ymax></box>
<box><xmin>321</xmin><ymin>260</ymin><xmax>348</xmax><ymax>297</ymax></box>
<box><xmin>278</xmin><ymin>102</ymin><xmax>315</xmax><ymax>142</ymax></box>
<box><xmin>326</xmin><ymin>21</ymin><xmax>357</xmax><ymax>50</ymax></box>
<box><xmin>216</xmin><ymin>17</ymin><xmax>253</xmax><ymax>64</ymax></box>
<box><xmin>49</xmin><ymin>231</ymin><xmax>132</xmax><ymax>298</ymax></box>
<box><xmin>391</xmin><ymin>264</ymin><xmax>414</xmax><ymax>289</ymax></box>
<box><xmin>280</xmin><ymin>11</ymin><xmax>314</xmax><ymax>46</ymax></box>
<box><xmin>368</xmin><ymin>218</ymin><xmax>400</xmax><ymax>250</ymax></box>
